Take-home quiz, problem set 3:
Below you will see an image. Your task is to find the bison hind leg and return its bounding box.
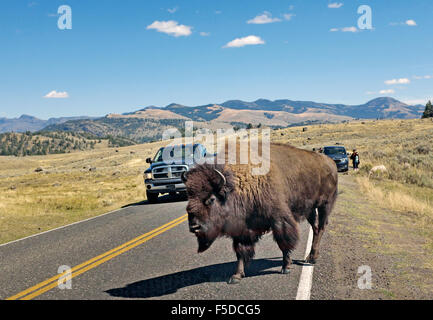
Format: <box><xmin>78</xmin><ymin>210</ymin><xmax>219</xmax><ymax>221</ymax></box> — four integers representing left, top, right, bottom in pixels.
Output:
<box><xmin>272</xmin><ymin>217</ymin><xmax>299</xmax><ymax>274</ymax></box>
<box><xmin>305</xmin><ymin>198</ymin><xmax>335</xmax><ymax>264</ymax></box>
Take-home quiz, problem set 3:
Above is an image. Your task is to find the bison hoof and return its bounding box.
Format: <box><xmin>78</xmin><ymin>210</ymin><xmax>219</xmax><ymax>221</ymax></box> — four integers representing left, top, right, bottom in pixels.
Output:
<box><xmin>281</xmin><ymin>268</ymin><xmax>290</xmax><ymax>275</ymax></box>
<box><xmin>305</xmin><ymin>256</ymin><xmax>317</xmax><ymax>265</ymax></box>
<box><xmin>228</xmin><ymin>275</ymin><xmax>243</xmax><ymax>285</ymax></box>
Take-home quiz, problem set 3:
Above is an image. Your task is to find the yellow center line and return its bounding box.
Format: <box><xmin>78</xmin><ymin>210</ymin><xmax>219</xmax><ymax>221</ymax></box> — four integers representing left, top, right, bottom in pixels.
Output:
<box><xmin>6</xmin><ymin>214</ymin><xmax>188</xmax><ymax>300</ymax></box>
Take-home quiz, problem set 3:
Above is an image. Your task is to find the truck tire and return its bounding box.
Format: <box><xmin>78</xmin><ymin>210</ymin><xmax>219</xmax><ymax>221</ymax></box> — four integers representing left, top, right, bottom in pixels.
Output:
<box><xmin>146</xmin><ymin>191</ymin><xmax>159</xmax><ymax>204</ymax></box>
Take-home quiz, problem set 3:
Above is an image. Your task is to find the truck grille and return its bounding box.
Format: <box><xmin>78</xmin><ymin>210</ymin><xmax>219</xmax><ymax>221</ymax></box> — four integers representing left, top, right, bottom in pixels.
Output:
<box><xmin>152</xmin><ymin>165</ymin><xmax>188</xmax><ymax>180</ymax></box>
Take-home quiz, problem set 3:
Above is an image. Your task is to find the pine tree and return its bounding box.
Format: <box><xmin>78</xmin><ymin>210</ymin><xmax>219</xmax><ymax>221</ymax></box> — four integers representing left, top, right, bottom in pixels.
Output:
<box><xmin>422</xmin><ymin>100</ymin><xmax>433</xmax><ymax>118</ymax></box>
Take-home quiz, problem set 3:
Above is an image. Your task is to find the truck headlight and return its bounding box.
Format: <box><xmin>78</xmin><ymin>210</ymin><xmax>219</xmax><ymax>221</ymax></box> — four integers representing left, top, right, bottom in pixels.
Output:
<box><xmin>145</xmin><ymin>173</ymin><xmax>152</xmax><ymax>180</ymax></box>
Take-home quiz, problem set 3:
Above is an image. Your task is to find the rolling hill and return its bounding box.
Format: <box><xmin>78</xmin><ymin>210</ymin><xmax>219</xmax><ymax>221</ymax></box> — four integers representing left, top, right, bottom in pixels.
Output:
<box><xmin>0</xmin><ymin>131</ymin><xmax>104</xmax><ymax>156</ymax></box>
<box><xmin>0</xmin><ymin>115</ymin><xmax>92</xmax><ymax>134</ymax></box>
<box><xmin>42</xmin><ymin>118</ymin><xmax>189</xmax><ymax>144</ymax></box>
<box><xmin>162</xmin><ymin>97</ymin><xmax>424</xmax><ymax>122</ymax></box>
<box><xmin>1</xmin><ymin>97</ymin><xmax>425</xmax><ymax>144</ymax></box>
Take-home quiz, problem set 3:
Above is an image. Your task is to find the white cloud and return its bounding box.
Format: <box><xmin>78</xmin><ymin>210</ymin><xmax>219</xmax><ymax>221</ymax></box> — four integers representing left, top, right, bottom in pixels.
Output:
<box><xmin>146</xmin><ymin>20</ymin><xmax>192</xmax><ymax>37</ymax></box>
<box><xmin>328</xmin><ymin>3</ymin><xmax>344</xmax><ymax>9</ymax></box>
<box><xmin>330</xmin><ymin>26</ymin><xmax>358</xmax><ymax>32</ymax></box>
<box><xmin>44</xmin><ymin>90</ymin><xmax>69</xmax><ymax>99</ymax></box>
<box><xmin>379</xmin><ymin>89</ymin><xmax>395</xmax><ymax>94</ymax></box>
<box><xmin>200</xmin><ymin>32</ymin><xmax>210</xmax><ymax>37</ymax></box>
<box><xmin>367</xmin><ymin>89</ymin><xmax>395</xmax><ymax>95</ymax></box>
<box><xmin>385</xmin><ymin>78</ymin><xmax>411</xmax><ymax>85</ymax></box>
<box><xmin>167</xmin><ymin>7</ymin><xmax>178</xmax><ymax>14</ymax></box>
<box><xmin>413</xmin><ymin>75</ymin><xmax>432</xmax><ymax>80</ymax></box>
<box><xmin>390</xmin><ymin>20</ymin><xmax>418</xmax><ymax>27</ymax></box>
<box><xmin>283</xmin><ymin>13</ymin><xmax>295</xmax><ymax>21</ymax></box>
<box><xmin>342</xmin><ymin>26</ymin><xmax>358</xmax><ymax>32</ymax></box>
<box><xmin>405</xmin><ymin>20</ymin><xmax>417</xmax><ymax>26</ymax></box>
<box><xmin>247</xmin><ymin>12</ymin><xmax>281</xmax><ymax>24</ymax></box>
<box><xmin>223</xmin><ymin>35</ymin><xmax>265</xmax><ymax>48</ymax></box>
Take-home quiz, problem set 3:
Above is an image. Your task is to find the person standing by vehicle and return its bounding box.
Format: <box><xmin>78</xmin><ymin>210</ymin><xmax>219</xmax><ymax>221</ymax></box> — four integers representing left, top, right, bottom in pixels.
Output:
<box><xmin>350</xmin><ymin>149</ymin><xmax>360</xmax><ymax>170</ymax></box>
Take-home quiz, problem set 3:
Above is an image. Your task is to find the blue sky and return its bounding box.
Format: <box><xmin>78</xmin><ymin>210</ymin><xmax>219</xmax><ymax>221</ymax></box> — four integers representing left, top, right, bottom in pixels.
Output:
<box><xmin>1</xmin><ymin>0</ymin><xmax>432</xmax><ymax>119</ymax></box>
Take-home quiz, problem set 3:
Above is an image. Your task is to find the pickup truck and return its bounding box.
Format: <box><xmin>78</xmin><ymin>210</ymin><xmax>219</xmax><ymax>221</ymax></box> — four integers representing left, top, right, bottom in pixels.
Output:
<box><xmin>143</xmin><ymin>143</ymin><xmax>213</xmax><ymax>203</ymax></box>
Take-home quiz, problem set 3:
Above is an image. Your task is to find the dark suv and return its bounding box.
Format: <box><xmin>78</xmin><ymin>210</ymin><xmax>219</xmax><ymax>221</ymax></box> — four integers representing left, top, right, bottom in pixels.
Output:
<box><xmin>323</xmin><ymin>146</ymin><xmax>349</xmax><ymax>172</ymax></box>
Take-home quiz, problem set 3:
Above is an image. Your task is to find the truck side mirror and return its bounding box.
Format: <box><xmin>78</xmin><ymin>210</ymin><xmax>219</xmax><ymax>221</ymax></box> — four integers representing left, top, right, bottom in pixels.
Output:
<box><xmin>146</xmin><ymin>158</ymin><xmax>152</xmax><ymax>164</ymax></box>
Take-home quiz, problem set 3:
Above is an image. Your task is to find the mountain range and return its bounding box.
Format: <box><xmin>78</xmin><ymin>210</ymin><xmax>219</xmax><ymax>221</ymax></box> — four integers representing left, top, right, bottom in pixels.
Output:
<box><xmin>0</xmin><ymin>97</ymin><xmax>425</xmax><ymax>142</ymax></box>
<box><xmin>0</xmin><ymin>115</ymin><xmax>92</xmax><ymax>133</ymax></box>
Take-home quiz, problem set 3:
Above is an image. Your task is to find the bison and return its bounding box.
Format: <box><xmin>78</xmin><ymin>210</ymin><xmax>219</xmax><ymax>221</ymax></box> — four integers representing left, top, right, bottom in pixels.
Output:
<box><xmin>182</xmin><ymin>143</ymin><xmax>338</xmax><ymax>284</ymax></box>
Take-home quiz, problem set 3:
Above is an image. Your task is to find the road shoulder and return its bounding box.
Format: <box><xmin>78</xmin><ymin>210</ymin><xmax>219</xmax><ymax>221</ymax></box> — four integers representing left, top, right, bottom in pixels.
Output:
<box><xmin>311</xmin><ymin>175</ymin><xmax>433</xmax><ymax>300</ymax></box>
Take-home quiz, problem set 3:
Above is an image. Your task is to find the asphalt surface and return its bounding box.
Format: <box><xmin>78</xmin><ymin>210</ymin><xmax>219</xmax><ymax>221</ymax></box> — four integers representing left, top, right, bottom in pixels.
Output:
<box><xmin>0</xmin><ymin>195</ymin><xmax>313</xmax><ymax>300</ymax></box>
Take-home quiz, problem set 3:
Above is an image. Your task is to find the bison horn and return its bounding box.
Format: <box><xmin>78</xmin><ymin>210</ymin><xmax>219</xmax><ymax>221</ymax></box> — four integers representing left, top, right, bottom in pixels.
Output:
<box><xmin>214</xmin><ymin>169</ymin><xmax>226</xmax><ymax>187</ymax></box>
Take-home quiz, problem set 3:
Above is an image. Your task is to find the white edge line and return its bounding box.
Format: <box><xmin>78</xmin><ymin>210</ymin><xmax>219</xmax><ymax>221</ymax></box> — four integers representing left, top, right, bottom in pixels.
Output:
<box><xmin>295</xmin><ymin>223</ymin><xmax>314</xmax><ymax>300</ymax></box>
<box><xmin>0</xmin><ymin>208</ymin><xmax>124</xmax><ymax>248</ymax></box>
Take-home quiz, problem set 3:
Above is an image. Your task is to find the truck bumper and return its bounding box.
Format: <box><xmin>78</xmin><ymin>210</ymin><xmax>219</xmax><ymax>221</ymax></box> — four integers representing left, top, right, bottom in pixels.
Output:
<box><xmin>145</xmin><ymin>181</ymin><xmax>186</xmax><ymax>193</ymax></box>
<box><xmin>336</xmin><ymin>163</ymin><xmax>349</xmax><ymax>172</ymax></box>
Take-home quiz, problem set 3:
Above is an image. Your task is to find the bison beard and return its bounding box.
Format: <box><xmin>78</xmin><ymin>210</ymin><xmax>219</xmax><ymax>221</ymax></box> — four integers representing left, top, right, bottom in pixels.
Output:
<box><xmin>197</xmin><ymin>234</ymin><xmax>214</xmax><ymax>253</ymax></box>
<box><xmin>183</xmin><ymin>143</ymin><xmax>338</xmax><ymax>284</ymax></box>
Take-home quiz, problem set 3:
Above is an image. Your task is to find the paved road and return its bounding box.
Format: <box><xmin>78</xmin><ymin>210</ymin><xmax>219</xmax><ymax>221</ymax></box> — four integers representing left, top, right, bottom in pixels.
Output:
<box><xmin>0</xmin><ymin>195</ymin><xmax>314</xmax><ymax>300</ymax></box>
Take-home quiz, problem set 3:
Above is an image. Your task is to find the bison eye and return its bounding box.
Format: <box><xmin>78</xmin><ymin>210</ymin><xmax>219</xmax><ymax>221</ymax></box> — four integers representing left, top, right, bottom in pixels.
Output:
<box><xmin>205</xmin><ymin>195</ymin><xmax>216</xmax><ymax>206</ymax></box>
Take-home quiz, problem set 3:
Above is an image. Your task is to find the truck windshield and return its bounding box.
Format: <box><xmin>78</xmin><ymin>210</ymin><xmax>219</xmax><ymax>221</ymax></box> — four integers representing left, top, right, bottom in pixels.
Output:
<box><xmin>324</xmin><ymin>147</ymin><xmax>346</xmax><ymax>156</ymax></box>
<box><xmin>153</xmin><ymin>145</ymin><xmax>198</xmax><ymax>162</ymax></box>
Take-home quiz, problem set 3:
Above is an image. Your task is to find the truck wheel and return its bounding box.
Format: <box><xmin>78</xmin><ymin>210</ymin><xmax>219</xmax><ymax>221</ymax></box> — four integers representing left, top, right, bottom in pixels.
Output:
<box><xmin>146</xmin><ymin>191</ymin><xmax>159</xmax><ymax>204</ymax></box>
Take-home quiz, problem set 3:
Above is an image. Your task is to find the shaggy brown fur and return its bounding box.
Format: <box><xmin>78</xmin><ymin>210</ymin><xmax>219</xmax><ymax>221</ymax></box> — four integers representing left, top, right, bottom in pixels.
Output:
<box><xmin>183</xmin><ymin>143</ymin><xmax>338</xmax><ymax>284</ymax></box>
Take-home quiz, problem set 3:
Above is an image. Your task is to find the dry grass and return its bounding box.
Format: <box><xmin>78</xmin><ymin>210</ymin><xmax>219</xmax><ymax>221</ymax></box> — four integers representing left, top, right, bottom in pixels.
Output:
<box><xmin>356</xmin><ymin>177</ymin><xmax>433</xmax><ymax>226</ymax></box>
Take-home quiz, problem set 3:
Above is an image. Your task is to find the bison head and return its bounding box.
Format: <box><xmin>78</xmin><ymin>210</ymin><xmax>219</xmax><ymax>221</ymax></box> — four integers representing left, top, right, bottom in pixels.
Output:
<box><xmin>182</xmin><ymin>164</ymin><xmax>234</xmax><ymax>253</ymax></box>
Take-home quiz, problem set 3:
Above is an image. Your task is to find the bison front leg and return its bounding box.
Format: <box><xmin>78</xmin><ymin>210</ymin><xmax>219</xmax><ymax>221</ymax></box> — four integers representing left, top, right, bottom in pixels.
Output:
<box><xmin>228</xmin><ymin>239</ymin><xmax>255</xmax><ymax>284</ymax></box>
